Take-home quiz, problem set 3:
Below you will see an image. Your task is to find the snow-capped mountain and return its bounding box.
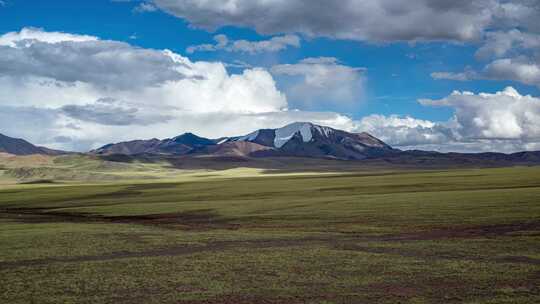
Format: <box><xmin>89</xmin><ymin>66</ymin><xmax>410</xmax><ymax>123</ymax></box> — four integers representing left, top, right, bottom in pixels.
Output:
<box><xmin>92</xmin><ymin>122</ymin><xmax>395</xmax><ymax>159</ymax></box>
<box><xmin>6</xmin><ymin>124</ymin><xmax>540</xmax><ymax>166</ymax></box>
<box><xmin>234</xmin><ymin>122</ymin><xmax>317</xmax><ymax>148</ymax></box>
<box><xmin>227</xmin><ymin>122</ymin><xmax>394</xmax><ymax>159</ymax></box>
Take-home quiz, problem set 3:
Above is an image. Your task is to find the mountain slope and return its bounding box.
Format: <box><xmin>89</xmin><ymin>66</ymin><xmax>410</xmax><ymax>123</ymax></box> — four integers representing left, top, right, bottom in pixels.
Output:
<box><xmin>0</xmin><ymin>133</ymin><xmax>65</xmax><ymax>156</ymax></box>
<box><xmin>157</xmin><ymin>133</ymin><xmax>216</xmax><ymax>154</ymax></box>
<box><xmin>230</xmin><ymin>122</ymin><xmax>395</xmax><ymax>160</ymax></box>
<box><xmin>92</xmin><ymin>133</ymin><xmax>217</xmax><ymax>155</ymax></box>
<box><xmin>89</xmin><ymin>121</ymin><xmax>540</xmax><ymax>165</ymax></box>
<box><xmin>199</xmin><ymin>141</ymin><xmax>274</xmax><ymax>158</ymax></box>
<box><xmin>91</xmin><ymin>122</ymin><xmax>395</xmax><ymax>160</ymax></box>
<box><xmin>93</xmin><ymin>139</ymin><xmax>162</xmax><ymax>155</ymax></box>
<box><xmin>380</xmin><ymin>150</ymin><xmax>540</xmax><ymax>167</ymax></box>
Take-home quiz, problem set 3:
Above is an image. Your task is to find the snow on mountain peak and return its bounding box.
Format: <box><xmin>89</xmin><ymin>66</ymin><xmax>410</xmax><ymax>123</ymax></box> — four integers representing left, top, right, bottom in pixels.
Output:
<box><xmin>237</xmin><ymin>130</ymin><xmax>260</xmax><ymax>142</ymax></box>
<box><xmin>274</xmin><ymin>122</ymin><xmax>314</xmax><ymax>148</ymax></box>
<box><xmin>233</xmin><ymin>122</ymin><xmax>339</xmax><ymax>148</ymax></box>
<box><xmin>312</xmin><ymin>124</ymin><xmax>334</xmax><ymax>137</ymax></box>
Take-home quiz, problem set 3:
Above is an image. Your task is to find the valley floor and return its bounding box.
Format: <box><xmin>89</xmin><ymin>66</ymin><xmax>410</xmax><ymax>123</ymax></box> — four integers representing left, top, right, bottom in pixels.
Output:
<box><xmin>1</xmin><ymin>166</ymin><xmax>540</xmax><ymax>303</ymax></box>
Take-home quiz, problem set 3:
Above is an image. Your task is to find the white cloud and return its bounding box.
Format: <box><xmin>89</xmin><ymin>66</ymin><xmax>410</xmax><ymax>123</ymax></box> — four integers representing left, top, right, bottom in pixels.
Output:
<box><xmin>0</xmin><ymin>42</ymin><xmax>191</xmax><ymax>90</ymax></box>
<box><xmin>224</xmin><ymin>60</ymin><xmax>253</xmax><ymax>69</ymax></box>
<box><xmin>186</xmin><ymin>34</ymin><xmax>228</xmax><ymax>54</ymax></box>
<box><xmin>0</xmin><ymin>27</ymin><xmax>97</xmax><ymax>47</ymax></box>
<box><xmin>0</xmin><ymin>28</ymin><xmax>353</xmax><ymax>151</ymax></box>
<box><xmin>187</xmin><ymin>34</ymin><xmax>300</xmax><ymax>54</ymax></box>
<box><xmin>134</xmin><ymin>2</ymin><xmax>158</xmax><ymax>13</ymax></box>
<box><xmin>431</xmin><ymin>70</ymin><xmax>478</xmax><ymax>81</ymax></box>
<box><xmin>420</xmin><ymin>87</ymin><xmax>540</xmax><ymax>141</ymax></box>
<box><xmin>483</xmin><ymin>57</ymin><xmax>540</xmax><ymax>87</ymax></box>
<box><xmin>353</xmin><ymin>87</ymin><xmax>540</xmax><ymax>153</ymax></box>
<box><xmin>271</xmin><ymin>57</ymin><xmax>366</xmax><ymax>110</ymax></box>
<box><xmin>355</xmin><ymin>115</ymin><xmax>455</xmax><ymax>148</ymax></box>
<box><xmin>0</xmin><ymin>28</ymin><xmax>192</xmax><ymax>90</ymax></box>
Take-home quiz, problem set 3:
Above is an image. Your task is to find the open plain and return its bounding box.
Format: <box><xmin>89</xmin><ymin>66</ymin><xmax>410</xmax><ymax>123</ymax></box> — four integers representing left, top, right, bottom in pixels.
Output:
<box><xmin>1</xmin><ymin>159</ymin><xmax>539</xmax><ymax>304</ymax></box>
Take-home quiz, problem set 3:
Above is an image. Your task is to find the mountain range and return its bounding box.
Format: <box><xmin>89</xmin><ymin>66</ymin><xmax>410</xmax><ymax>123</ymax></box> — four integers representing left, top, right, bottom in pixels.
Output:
<box><xmin>91</xmin><ymin>122</ymin><xmax>396</xmax><ymax>160</ymax></box>
<box><xmin>2</xmin><ymin>122</ymin><xmax>540</xmax><ymax>167</ymax></box>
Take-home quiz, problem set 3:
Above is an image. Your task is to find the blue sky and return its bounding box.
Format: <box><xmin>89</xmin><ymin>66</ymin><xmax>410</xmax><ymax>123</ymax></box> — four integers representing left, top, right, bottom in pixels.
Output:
<box><xmin>1</xmin><ymin>0</ymin><xmax>539</xmax><ymax>152</ymax></box>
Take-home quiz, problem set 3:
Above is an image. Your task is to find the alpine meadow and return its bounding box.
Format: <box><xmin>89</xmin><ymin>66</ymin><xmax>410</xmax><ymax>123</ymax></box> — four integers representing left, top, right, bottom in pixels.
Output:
<box><xmin>1</xmin><ymin>1</ymin><xmax>540</xmax><ymax>303</ymax></box>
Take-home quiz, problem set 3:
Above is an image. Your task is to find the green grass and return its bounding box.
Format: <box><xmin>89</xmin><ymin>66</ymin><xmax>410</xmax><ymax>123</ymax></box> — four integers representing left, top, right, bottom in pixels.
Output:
<box><xmin>1</xmin><ymin>166</ymin><xmax>539</xmax><ymax>303</ymax></box>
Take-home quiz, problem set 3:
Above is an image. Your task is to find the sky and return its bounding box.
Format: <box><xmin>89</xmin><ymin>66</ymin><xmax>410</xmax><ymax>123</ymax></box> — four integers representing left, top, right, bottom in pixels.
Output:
<box><xmin>0</xmin><ymin>0</ymin><xmax>539</xmax><ymax>153</ymax></box>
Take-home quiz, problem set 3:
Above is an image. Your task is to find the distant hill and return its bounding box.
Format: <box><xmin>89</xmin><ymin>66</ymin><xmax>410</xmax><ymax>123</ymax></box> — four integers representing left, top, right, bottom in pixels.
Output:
<box><xmin>0</xmin><ymin>133</ymin><xmax>65</xmax><ymax>156</ymax></box>
<box><xmin>379</xmin><ymin>149</ymin><xmax>540</xmax><ymax>167</ymax></box>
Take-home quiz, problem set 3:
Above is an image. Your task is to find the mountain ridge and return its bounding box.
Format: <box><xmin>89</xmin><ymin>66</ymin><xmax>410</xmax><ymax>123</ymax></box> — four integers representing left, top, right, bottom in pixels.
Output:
<box><xmin>3</xmin><ymin>123</ymin><xmax>540</xmax><ymax>168</ymax></box>
<box><xmin>0</xmin><ymin>133</ymin><xmax>66</xmax><ymax>156</ymax></box>
<box><xmin>91</xmin><ymin>122</ymin><xmax>396</xmax><ymax>160</ymax></box>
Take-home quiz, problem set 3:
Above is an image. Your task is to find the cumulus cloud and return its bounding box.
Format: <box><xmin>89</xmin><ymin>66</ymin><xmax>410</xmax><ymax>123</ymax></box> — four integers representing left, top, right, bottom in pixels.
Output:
<box><xmin>353</xmin><ymin>87</ymin><xmax>540</xmax><ymax>153</ymax></box>
<box><xmin>0</xmin><ymin>30</ymin><xmax>191</xmax><ymax>90</ymax></box>
<box><xmin>150</xmin><ymin>0</ymin><xmax>521</xmax><ymax>43</ymax></box>
<box><xmin>355</xmin><ymin>115</ymin><xmax>455</xmax><ymax>148</ymax></box>
<box><xmin>483</xmin><ymin>57</ymin><xmax>540</xmax><ymax>87</ymax></box>
<box><xmin>187</xmin><ymin>34</ymin><xmax>300</xmax><ymax>54</ymax></box>
<box><xmin>419</xmin><ymin>87</ymin><xmax>540</xmax><ymax>141</ymax></box>
<box><xmin>0</xmin><ymin>28</ymin><xmax>353</xmax><ymax>151</ymax></box>
<box><xmin>271</xmin><ymin>57</ymin><xmax>366</xmax><ymax>110</ymax></box>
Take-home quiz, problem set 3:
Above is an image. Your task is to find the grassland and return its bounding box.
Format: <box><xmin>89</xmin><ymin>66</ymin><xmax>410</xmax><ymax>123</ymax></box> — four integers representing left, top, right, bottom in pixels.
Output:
<box><xmin>1</xmin><ymin>165</ymin><xmax>539</xmax><ymax>303</ymax></box>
